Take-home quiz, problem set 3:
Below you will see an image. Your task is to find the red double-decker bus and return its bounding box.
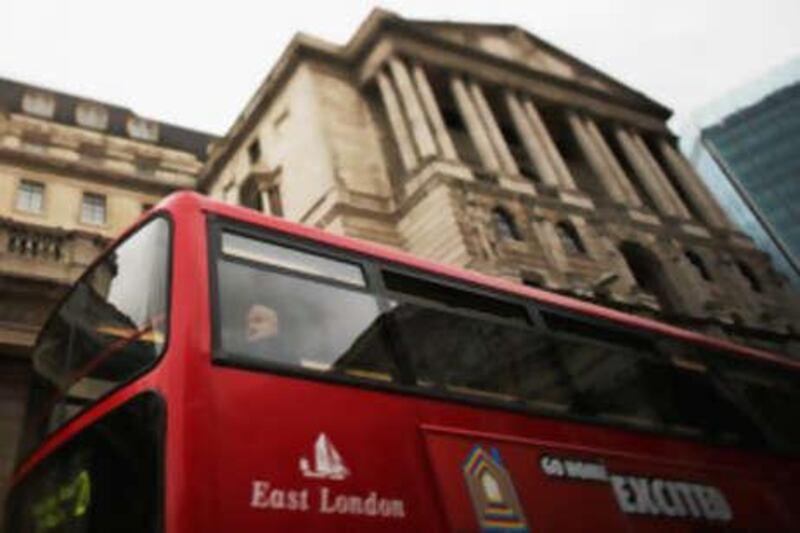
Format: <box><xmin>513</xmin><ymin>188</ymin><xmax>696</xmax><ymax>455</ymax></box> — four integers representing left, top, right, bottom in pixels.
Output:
<box><xmin>5</xmin><ymin>191</ymin><xmax>800</xmax><ymax>532</ymax></box>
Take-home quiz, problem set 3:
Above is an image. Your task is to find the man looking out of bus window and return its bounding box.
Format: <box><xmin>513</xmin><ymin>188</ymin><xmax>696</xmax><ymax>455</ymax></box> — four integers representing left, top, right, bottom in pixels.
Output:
<box><xmin>247</xmin><ymin>304</ymin><xmax>279</xmax><ymax>343</ymax></box>
<box><xmin>242</xmin><ymin>303</ymin><xmax>295</xmax><ymax>365</ymax></box>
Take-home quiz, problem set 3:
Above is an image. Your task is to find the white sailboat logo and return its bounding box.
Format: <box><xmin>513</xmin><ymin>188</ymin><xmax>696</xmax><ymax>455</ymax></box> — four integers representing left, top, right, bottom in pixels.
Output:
<box><xmin>299</xmin><ymin>433</ymin><xmax>350</xmax><ymax>480</ymax></box>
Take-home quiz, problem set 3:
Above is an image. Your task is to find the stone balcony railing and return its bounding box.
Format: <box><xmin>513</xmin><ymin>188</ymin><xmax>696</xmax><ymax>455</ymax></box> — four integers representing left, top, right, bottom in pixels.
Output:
<box><xmin>0</xmin><ymin>218</ymin><xmax>109</xmax><ymax>286</ymax></box>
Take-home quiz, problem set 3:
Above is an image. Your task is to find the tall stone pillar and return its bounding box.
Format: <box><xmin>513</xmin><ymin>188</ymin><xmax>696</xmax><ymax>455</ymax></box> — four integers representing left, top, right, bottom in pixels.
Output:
<box><xmin>450</xmin><ymin>76</ymin><xmax>501</xmax><ymax>172</ymax></box>
<box><xmin>376</xmin><ymin>70</ymin><xmax>418</xmax><ymax>172</ymax></box>
<box><xmin>584</xmin><ymin>119</ymin><xmax>643</xmax><ymax>207</ymax></box>
<box><xmin>614</xmin><ymin>127</ymin><xmax>682</xmax><ymax>216</ymax></box>
<box><xmin>565</xmin><ymin>111</ymin><xmax>627</xmax><ymax>203</ymax></box>
<box><xmin>504</xmin><ymin>91</ymin><xmax>560</xmax><ymax>187</ymax></box>
<box><xmin>388</xmin><ymin>58</ymin><xmax>437</xmax><ymax>160</ymax></box>
<box><xmin>411</xmin><ymin>63</ymin><xmax>458</xmax><ymax>161</ymax></box>
<box><xmin>521</xmin><ymin>98</ymin><xmax>577</xmax><ymax>190</ymax></box>
<box><xmin>657</xmin><ymin>139</ymin><xmax>733</xmax><ymax>229</ymax></box>
<box><xmin>468</xmin><ymin>81</ymin><xmax>519</xmax><ymax>176</ymax></box>
<box><xmin>630</xmin><ymin>132</ymin><xmax>691</xmax><ymax>219</ymax></box>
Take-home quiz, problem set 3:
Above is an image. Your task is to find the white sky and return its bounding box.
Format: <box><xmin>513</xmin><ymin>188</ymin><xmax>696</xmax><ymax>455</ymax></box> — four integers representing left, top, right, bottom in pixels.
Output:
<box><xmin>3</xmin><ymin>0</ymin><xmax>799</xmax><ymax>136</ymax></box>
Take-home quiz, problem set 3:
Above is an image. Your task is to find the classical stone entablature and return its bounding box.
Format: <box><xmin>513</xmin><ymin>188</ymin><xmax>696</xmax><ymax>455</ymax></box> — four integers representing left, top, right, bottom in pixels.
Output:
<box><xmin>201</xmin><ymin>9</ymin><xmax>800</xmax><ymax>354</ymax></box>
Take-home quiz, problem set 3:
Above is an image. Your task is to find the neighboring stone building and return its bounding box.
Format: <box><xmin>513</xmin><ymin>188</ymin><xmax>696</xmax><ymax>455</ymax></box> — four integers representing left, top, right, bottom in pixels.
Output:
<box><xmin>0</xmin><ymin>77</ymin><xmax>217</xmax><ymax>509</ymax></box>
<box><xmin>201</xmin><ymin>9</ymin><xmax>800</xmax><ymax>355</ymax></box>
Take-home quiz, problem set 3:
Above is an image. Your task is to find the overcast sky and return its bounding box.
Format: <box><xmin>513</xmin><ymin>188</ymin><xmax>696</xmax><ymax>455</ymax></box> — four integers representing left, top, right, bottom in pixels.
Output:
<box><xmin>2</xmin><ymin>0</ymin><xmax>799</xmax><ymax>137</ymax></box>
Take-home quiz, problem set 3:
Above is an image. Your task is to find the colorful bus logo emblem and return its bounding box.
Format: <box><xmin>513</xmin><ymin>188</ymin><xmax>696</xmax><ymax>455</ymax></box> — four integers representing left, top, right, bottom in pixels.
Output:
<box><xmin>462</xmin><ymin>445</ymin><xmax>529</xmax><ymax>532</ymax></box>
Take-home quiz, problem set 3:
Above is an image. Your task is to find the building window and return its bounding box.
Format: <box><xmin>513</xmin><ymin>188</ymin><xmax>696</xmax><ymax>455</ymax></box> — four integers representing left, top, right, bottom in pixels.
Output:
<box><xmin>248</xmin><ymin>138</ymin><xmax>262</xmax><ymax>164</ymax></box>
<box><xmin>81</xmin><ymin>193</ymin><xmax>107</xmax><ymax>225</ymax></box>
<box><xmin>685</xmin><ymin>250</ymin><xmax>713</xmax><ymax>281</ymax></box>
<box><xmin>555</xmin><ymin>221</ymin><xmax>586</xmax><ymax>255</ymax></box>
<box><xmin>16</xmin><ymin>180</ymin><xmax>45</xmax><ymax>213</ymax></box>
<box><xmin>75</xmin><ymin>102</ymin><xmax>109</xmax><ymax>130</ymax></box>
<box><xmin>267</xmin><ymin>183</ymin><xmax>283</xmax><ymax>217</ymax></box>
<box><xmin>492</xmin><ymin>207</ymin><xmax>521</xmax><ymax>241</ymax></box>
<box><xmin>22</xmin><ymin>91</ymin><xmax>56</xmax><ymax>118</ymax></box>
<box><xmin>619</xmin><ymin>241</ymin><xmax>680</xmax><ymax>314</ymax></box>
<box><xmin>239</xmin><ymin>176</ymin><xmax>263</xmax><ymax>212</ymax></box>
<box><xmin>736</xmin><ymin>261</ymin><xmax>762</xmax><ymax>293</ymax></box>
<box><xmin>127</xmin><ymin>117</ymin><xmax>159</xmax><ymax>142</ymax></box>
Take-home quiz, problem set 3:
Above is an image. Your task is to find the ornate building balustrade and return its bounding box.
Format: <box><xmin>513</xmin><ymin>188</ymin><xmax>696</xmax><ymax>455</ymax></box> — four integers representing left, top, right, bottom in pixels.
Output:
<box><xmin>0</xmin><ymin>218</ymin><xmax>108</xmax><ymax>285</ymax></box>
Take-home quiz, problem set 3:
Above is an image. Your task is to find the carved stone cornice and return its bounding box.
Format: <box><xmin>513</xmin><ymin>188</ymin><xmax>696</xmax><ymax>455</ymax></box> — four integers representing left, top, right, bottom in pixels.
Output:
<box><xmin>0</xmin><ymin>145</ymin><xmax>196</xmax><ymax>194</ymax></box>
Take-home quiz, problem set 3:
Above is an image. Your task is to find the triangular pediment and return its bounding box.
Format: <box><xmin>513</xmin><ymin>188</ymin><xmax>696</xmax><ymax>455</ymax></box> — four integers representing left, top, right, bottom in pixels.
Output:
<box><xmin>412</xmin><ymin>20</ymin><xmax>656</xmax><ymax>106</ymax></box>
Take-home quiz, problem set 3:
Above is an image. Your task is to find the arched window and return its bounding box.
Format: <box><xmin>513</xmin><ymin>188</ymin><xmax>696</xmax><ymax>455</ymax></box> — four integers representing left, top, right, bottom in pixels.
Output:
<box><xmin>736</xmin><ymin>261</ymin><xmax>762</xmax><ymax>293</ymax></box>
<box><xmin>685</xmin><ymin>250</ymin><xmax>712</xmax><ymax>281</ymax></box>
<box><xmin>555</xmin><ymin>221</ymin><xmax>586</xmax><ymax>255</ymax></box>
<box><xmin>619</xmin><ymin>241</ymin><xmax>680</xmax><ymax>314</ymax></box>
<box><xmin>239</xmin><ymin>176</ymin><xmax>264</xmax><ymax>212</ymax></box>
<box><xmin>492</xmin><ymin>207</ymin><xmax>521</xmax><ymax>241</ymax></box>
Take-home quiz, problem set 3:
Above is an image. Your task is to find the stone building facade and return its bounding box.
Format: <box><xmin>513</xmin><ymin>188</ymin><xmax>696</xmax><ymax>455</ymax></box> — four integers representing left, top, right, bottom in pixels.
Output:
<box><xmin>0</xmin><ymin>77</ymin><xmax>216</xmax><ymax>510</ymax></box>
<box><xmin>201</xmin><ymin>9</ymin><xmax>800</xmax><ymax>354</ymax></box>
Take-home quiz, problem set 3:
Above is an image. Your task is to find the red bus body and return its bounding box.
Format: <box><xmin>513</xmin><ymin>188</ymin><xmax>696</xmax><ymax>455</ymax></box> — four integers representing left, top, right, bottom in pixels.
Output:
<box><xmin>7</xmin><ymin>191</ymin><xmax>800</xmax><ymax>532</ymax></box>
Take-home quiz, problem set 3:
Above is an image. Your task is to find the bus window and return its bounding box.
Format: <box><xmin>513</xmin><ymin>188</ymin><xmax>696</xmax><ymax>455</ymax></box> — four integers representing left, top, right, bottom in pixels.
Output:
<box><xmin>553</xmin><ymin>342</ymin><xmax>664</xmax><ymax>429</ymax></box>
<box><xmin>7</xmin><ymin>392</ymin><xmax>164</xmax><ymax>533</ymax></box>
<box><xmin>215</xmin><ymin>234</ymin><xmax>398</xmax><ymax>382</ymax></box>
<box><xmin>19</xmin><ymin>217</ymin><xmax>170</xmax><ymax>458</ymax></box>
<box><xmin>641</xmin><ymin>361</ymin><xmax>765</xmax><ymax>446</ymax></box>
<box><xmin>222</xmin><ymin>232</ymin><xmax>365</xmax><ymax>287</ymax></box>
<box><xmin>388</xmin><ymin>301</ymin><xmax>574</xmax><ymax>410</ymax></box>
<box><xmin>721</xmin><ymin>365</ymin><xmax>800</xmax><ymax>452</ymax></box>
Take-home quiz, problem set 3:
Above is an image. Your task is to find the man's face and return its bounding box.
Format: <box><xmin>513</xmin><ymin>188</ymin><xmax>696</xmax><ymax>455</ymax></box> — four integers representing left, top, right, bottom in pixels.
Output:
<box><xmin>246</xmin><ymin>304</ymin><xmax>279</xmax><ymax>342</ymax></box>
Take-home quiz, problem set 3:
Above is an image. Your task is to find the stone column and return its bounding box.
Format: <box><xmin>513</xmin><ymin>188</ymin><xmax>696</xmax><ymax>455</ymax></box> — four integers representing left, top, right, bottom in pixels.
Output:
<box><xmin>504</xmin><ymin>90</ymin><xmax>560</xmax><ymax>187</ymax></box>
<box><xmin>468</xmin><ymin>80</ymin><xmax>519</xmax><ymax>176</ymax></box>
<box><xmin>614</xmin><ymin>127</ymin><xmax>681</xmax><ymax>216</ymax></box>
<box><xmin>388</xmin><ymin>57</ymin><xmax>437</xmax><ymax>160</ymax></box>
<box><xmin>532</xmin><ymin>218</ymin><xmax>568</xmax><ymax>273</ymax></box>
<box><xmin>565</xmin><ymin>111</ymin><xmax>627</xmax><ymax>202</ymax></box>
<box><xmin>657</xmin><ymin>139</ymin><xmax>733</xmax><ymax>229</ymax></box>
<box><xmin>376</xmin><ymin>70</ymin><xmax>418</xmax><ymax>172</ymax></box>
<box><xmin>450</xmin><ymin>75</ymin><xmax>501</xmax><ymax>172</ymax></box>
<box><xmin>584</xmin><ymin>119</ymin><xmax>643</xmax><ymax>207</ymax></box>
<box><xmin>630</xmin><ymin>132</ymin><xmax>691</xmax><ymax>219</ymax></box>
<box><xmin>411</xmin><ymin>63</ymin><xmax>458</xmax><ymax>161</ymax></box>
<box><xmin>521</xmin><ymin>97</ymin><xmax>577</xmax><ymax>190</ymax></box>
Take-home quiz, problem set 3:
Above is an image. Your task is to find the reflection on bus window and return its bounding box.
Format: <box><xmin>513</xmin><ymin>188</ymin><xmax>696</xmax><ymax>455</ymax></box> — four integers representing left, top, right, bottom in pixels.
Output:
<box><xmin>20</xmin><ymin>217</ymin><xmax>170</xmax><ymax>457</ymax></box>
<box><xmin>390</xmin><ymin>300</ymin><xmax>763</xmax><ymax>446</ymax></box>
<box><xmin>722</xmin><ymin>365</ymin><xmax>800</xmax><ymax>452</ymax></box>
<box><xmin>216</xmin><ymin>252</ymin><xmax>397</xmax><ymax>383</ymax></box>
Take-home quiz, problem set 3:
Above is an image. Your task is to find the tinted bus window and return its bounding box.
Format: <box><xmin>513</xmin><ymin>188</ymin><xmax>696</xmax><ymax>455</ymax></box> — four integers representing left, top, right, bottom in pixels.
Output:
<box><xmin>389</xmin><ymin>302</ymin><xmax>574</xmax><ymax>407</ymax></box>
<box><xmin>6</xmin><ymin>393</ymin><xmax>164</xmax><ymax>533</ymax></box>
<box><xmin>390</xmin><ymin>296</ymin><xmax>766</xmax><ymax>445</ymax></box>
<box><xmin>19</xmin><ymin>217</ymin><xmax>170</xmax><ymax>457</ymax></box>
<box><xmin>722</xmin><ymin>364</ymin><xmax>800</xmax><ymax>452</ymax></box>
<box><xmin>216</xmin><ymin>234</ymin><xmax>398</xmax><ymax>382</ymax></box>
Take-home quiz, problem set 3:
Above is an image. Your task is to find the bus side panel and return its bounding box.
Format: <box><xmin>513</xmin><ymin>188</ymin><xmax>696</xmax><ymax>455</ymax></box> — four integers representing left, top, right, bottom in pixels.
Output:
<box><xmin>201</xmin><ymin>368</ymin><xmax>447</xmax><ymax>532</ymax></box>
<box><xmin>423</xmin><ymin>426</ymin><xmax>798</xmax><ymax>532</ymax></box>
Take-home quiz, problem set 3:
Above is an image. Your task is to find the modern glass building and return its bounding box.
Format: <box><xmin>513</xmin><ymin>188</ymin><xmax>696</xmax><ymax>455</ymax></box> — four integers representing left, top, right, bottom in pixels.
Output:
<box><xmin>682</xmin><ymin>59</ymin><xmax>800</xmax><ymax>287</ymax></box>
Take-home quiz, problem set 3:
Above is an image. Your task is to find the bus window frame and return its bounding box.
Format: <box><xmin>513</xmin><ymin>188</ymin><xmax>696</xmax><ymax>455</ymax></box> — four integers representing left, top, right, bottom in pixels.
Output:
<box><xmin>206</xmin><ymin>215</ymin><xmax>793</xmax><ymax>455</ymax></box>
<box><xmin>209</xmin><ymin>216</ymin><xmax>412</xmax><ymax>386</ymax></box>
<box><xmin>17</xmin><ymin>212</ymin><xmax>174</xmax><ymax>467</ymax></box>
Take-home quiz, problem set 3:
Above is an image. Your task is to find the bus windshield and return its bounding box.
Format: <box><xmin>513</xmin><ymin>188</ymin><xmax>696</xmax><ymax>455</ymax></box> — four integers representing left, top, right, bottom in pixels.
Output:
<box><xmin>18</xmin><ymin>216</ymin><xmax>171</xmax><ymax>458</ymax></box>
